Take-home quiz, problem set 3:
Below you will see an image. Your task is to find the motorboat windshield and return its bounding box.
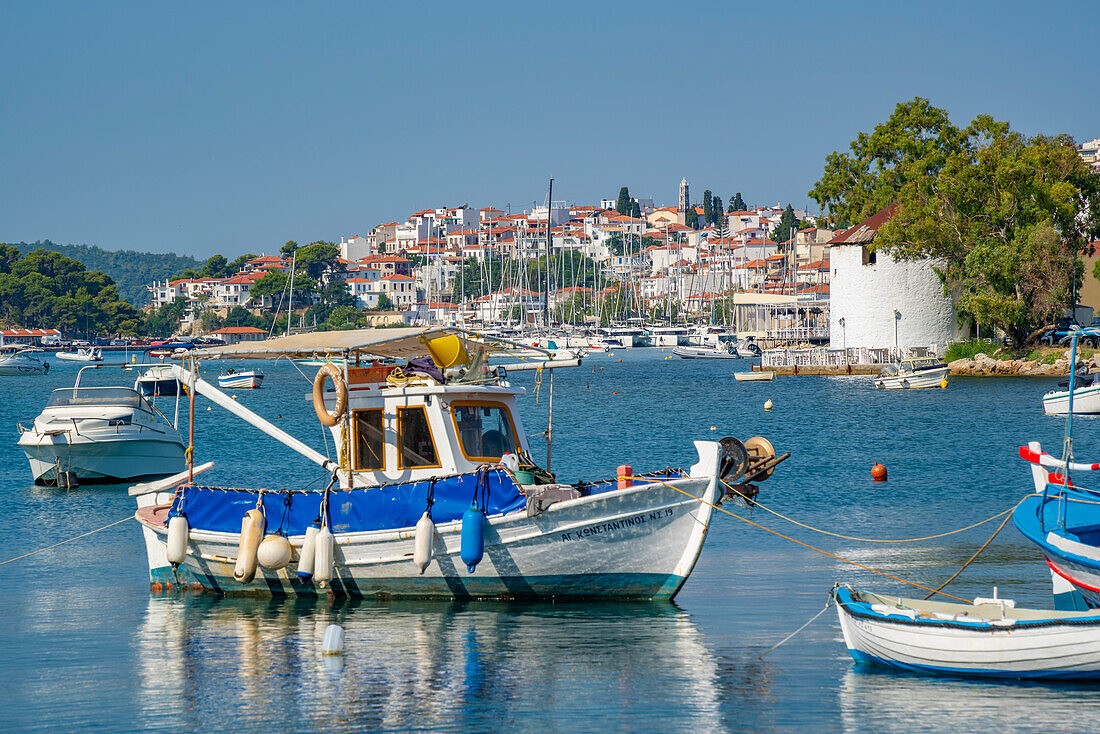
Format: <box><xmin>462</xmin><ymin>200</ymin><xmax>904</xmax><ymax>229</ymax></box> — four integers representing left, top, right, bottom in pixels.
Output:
<box><xmin>46</xmin><ymin>387</ymin><xmax>154</xmax><ymax>413</ymax></box>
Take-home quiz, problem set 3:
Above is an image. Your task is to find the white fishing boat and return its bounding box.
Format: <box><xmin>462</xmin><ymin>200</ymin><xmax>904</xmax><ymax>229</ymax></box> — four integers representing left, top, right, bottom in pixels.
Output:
<box><xmin>0</xmin><ymin>344</ymin><xmax>49</xmax><ymax>375</ymax></box>
<box><xmin>833</xmin><ymin>585</ymin><xmax>1100</xmax><ymax>679</ymax></box>
<box><xmin>136</xmin><ymin>364</ymin><xmax>184</xmax><ymax>396</ymax></box>
<box><xmin>874</xmin><ymin>357</ymin><xmax>949</xmax><ymax>389</ymax></box>
<box><xmin>672</xmin><ymin>344</ymin><xmax>740</xmax><ymax>359</ymax></box>
<box><xmin>56</xmin><ymin>347</ymin><xmax>103</xmax><ymax>362</ymax></box>
<box><xmin>734</xmin><ymin>371</ymin><xmax>774</xmax><ymax>381</ymax></box>
<box><xmin>1042</xmin><ymin>372</ymin><xmax>1100</xmax><ymax>415</ymax></box>
<box><xmin>132</xmin><ymin>327</ymin><xmax>783</xmax><ymax>599</ymax></box>
<box><xmin>18</xmin><ymin>364</ymin><xmax>186</xmax><ymax>484</ymax></box>
<box><xmin>217</xmin><ymin>368</ymin><xmax>264</xmax><ymax>389</ymax></box>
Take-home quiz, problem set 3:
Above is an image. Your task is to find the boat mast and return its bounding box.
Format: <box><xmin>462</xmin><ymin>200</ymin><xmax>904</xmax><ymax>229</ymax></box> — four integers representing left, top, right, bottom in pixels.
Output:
<box><xmin>285</xmin><ymin>250</ymin><xmax>297</xmax><ymax>337</ymax></box>
<box><xmin>544</xmin><ymin>177</ymin><xmax>552</xmax><ymax>331</ymax></box>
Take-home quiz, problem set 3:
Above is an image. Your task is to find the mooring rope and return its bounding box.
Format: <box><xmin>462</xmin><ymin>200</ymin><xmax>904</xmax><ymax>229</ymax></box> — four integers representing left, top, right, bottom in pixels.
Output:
<box><xmin>922</xmin><ymin>511</ymin><xmax>1015</xmax><ymax>599</ymax></box>
<box><xmin>758</xmin><ymin>600</ymin><xmax>833</xmax><ymax>658</ymax></box>
<box><xmin>634</xmin><ymin>477</ymin><xmax>972</xmax><ymax>602</ymax></box>
<box><xmin>737</xmin><ymin>488</ymin><xmax>1027</xmax><ymax>544</ymax></box>
<box><xmin>0</xmin><ymin>515</ymin><xmax>134</xmax><ymax>566</ymax></box>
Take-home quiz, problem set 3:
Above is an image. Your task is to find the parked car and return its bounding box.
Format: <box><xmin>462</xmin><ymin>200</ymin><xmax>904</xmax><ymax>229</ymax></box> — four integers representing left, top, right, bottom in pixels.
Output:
<box><xmin>1040</xmin><ymin>319</ymin><xmax>1083</xmax><ymax>346</ymax></box>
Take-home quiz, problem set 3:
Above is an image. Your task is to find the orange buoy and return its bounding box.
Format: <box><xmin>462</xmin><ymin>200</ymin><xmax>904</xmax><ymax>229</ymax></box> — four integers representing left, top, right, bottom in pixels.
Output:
<box><xmin>871</xmin><ymin>463</ymin><xmax>888</xmax><ymax>482</ymax></box>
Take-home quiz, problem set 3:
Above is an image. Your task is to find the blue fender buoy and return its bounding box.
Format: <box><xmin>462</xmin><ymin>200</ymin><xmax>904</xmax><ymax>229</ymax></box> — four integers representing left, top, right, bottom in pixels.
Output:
<box><xmin>460</xmin><ymin>504</ymin><xmax>485</xmax><ymax>573</ymax></box>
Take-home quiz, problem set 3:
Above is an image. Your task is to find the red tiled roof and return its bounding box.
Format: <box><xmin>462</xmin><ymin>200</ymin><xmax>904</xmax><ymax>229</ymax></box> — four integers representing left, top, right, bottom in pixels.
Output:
<box><xmin>210</xmin><ymin>326</ymin><xmax>266</xmax><ymax>334</ymax></box>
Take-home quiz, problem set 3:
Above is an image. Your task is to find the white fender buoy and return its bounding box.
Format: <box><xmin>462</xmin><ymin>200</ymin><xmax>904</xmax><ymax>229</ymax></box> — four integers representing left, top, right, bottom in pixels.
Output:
<box><xmin>257</xmin><ymin>533</ymin><xmax>293</xmax><ymax>570</ymax></box>
<box><xmin>413</xmin><ymin>511</ymin><xmax>435</xmax><ymax>574</ymax></box>
<box><xmin>314</xmin><ymin>524</ymin><xmax>334</xmax><ymax>587</ymax></box>
<box><xmin>322</xmin><ymin>624</ymin><xmax>345</xmax><ymax>656</ymax></box>
<box><xmin>298</xmin><ymin>520</ymin><xmax>321</xmax><ymax>581</ymax></box>
<box><xmin>166</xmin><ymin>513</ymin><xmax>189</xmax><ymax>565</ymax></box>
<box><xmin>764</xmin><ymin>399</ymin><xmax>774</xmax><ymax>411</ymax></box>
<box><xmin>234</xmin><ymin>508</ymin><xmax>266</xmax><ymax>583</ymax></box>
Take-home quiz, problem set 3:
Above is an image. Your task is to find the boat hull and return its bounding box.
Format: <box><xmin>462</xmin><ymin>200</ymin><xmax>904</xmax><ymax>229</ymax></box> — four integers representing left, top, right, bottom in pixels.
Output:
<box><xmin>672</xmin><ymin>347</ymin><xmax>739</xmax><ymax>359</ymax></box>
<box><xmin>217</xmin><ymin>373</ymin><xmax>263</xmax><ymax>389</ymax></box>
<box><xmin>836</xmin><ymin>587</ymin><xmax>1100</xmax><ymax>679</ymax></box>
<box><xmin>19</xmin><ymin>432</ymin><xmax>187</xmax><ymax>483</ymax></box>
<box><xmin>874</xmin><ymin>367</ymin><xmax>949</xmax><ymax>389</ymax></box>
<box><xmin>1042</xmin><ymin>384</ymin><xmax>1100</xmax><ymax>415</ymax></box>
<box><xmin>138</xmin><ymin>445</ymin><xmax>721</xmax><ymax>600</ymax></box>
<box><xmin>734</xmin><ymin>371</ymin><xmax>774</xmax><ymax>381</ymax></box>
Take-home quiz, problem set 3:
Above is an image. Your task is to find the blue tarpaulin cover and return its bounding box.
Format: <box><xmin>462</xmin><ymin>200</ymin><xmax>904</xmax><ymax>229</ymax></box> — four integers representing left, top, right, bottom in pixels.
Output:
<box><xmin>169</xmin><ymin>469</ymin><xmax>526</xmax><ymax>535</ymax></box>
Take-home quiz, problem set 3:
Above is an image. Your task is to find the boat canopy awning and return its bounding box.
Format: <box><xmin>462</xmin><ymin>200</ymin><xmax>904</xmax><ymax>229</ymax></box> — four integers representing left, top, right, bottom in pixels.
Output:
<box><xmin>177</xmin><ymin>327</ymin><xmax>524</xmax><ymax>362</ymax></box>
<box><xmin>180</xmin><ymin>327</ymin><xmax>462</xmax><ymax>361</ymax></box>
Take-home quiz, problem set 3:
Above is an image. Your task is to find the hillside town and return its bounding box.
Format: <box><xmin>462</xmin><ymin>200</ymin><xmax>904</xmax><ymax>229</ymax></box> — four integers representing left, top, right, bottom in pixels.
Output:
<box><xmin>145</xmin><ymin>178</ymin><xmax>841</xmax><ymax>348</ymax></box>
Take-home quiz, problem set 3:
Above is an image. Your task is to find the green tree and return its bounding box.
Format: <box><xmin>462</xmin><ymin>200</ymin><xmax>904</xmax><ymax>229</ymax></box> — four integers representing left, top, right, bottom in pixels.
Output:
<box><xmin>630</xmin><ymin>200</ymin><xmax>641</xmax><ymax>219</ymax></box>
<box><xmin>281</xmin><ymin>240</ymin><xmax>299</xmax><ymax>256</ymax></box>
<box><xmin>729</xmin><ymin>192</ymin><xmax>747</xmax><ymax>212</ymax></box>
<box><xmin>616</xmin><ymin>187</ymin><xmax>631</xmax><ymax>215</ymax></box>
<box><xmin>711</xmin><ymin>196</ymin><xmax>724</xmax><ymax>225</ymax></box>
<box><xmin>702</xmin><ymin>190</ymin><xmax>713</xmax><ymax>225</ymax></box>
<box><xmin>810</xmin><ymin>97</ymin><xmax>1100</xmax><ymax>344</ymax></box>
<box><xmin>771</xmin><ymin>204</ymin><xmax>799</xmax><ymax>245</ymax></box>
<box><xmin>376</xmin><ymin>293</ymin><xmax>394</xmax><ymax>311</ymax></box>
<box><xmin>201</xmin><ymin>254</ymin><xmax>230</xmax><ymax>278</ymax></box>
<box><xmin>227</xmin><ymin>253</ymin><xmax>256</xmax><ymax>274</ymax></box>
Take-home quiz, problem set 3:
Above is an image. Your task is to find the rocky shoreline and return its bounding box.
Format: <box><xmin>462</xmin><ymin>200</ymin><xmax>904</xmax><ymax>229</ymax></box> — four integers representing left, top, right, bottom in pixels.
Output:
<box><xmin>948</xmin><ymin>352</ymin><xmax>1079</xmax><ymax>376</ymax></box>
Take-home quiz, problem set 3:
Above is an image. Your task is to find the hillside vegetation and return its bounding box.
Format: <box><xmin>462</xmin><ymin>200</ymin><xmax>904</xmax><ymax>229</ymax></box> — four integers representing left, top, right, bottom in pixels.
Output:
<box><xmin>13</xmin><ymin>240</ymin><xmax>203</xmax><ymax>306</ymax></box>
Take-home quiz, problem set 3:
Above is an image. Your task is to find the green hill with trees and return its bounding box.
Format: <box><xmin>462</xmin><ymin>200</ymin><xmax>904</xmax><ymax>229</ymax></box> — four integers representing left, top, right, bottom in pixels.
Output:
<box><xmin>12</xmin><ymin>240</ymin><xmax>203</xmax><ymax>306</ymax></box>
<box><xmin>0</xmin><ymin>246</ymin><xmax>143</xmax><ymax>335</ymax></box>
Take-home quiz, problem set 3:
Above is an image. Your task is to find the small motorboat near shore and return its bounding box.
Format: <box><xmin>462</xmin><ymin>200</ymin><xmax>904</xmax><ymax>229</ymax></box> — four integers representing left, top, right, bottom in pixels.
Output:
<box><xmin>133</xmin><ymin>327</ymin><xmax>786</xmax><ymax>599</ymax></box>
<box><xmin>0</xmin><ymin>344</ymin><xmax>49</xmax><ymax>375</ymax></box>
<box><xmin>874</xmin><ymin>357</ymin><xmax>949</xmax><ymax>389</ymax></box>
<box><xmin>18</xmin><ymin>363</ymin><xmax>187</xmax><ymax>484</ymax></box>
<box><xmin>1042</xmin><ymin>370</ymin><xmax>1100</xmax><ymax>415</ymax></box>
<box><xmin>217</xmin><ymin>368</ymin><xmax>264</xmax><ymax>389</ymax></box>
<box><xmin>672</xmin><ymin>344</ymin><xmax>740</xmax><ymax>359</ymax></box>
<box><xmin>56</xmin><ymin>347</ymin><xmax>103</xmax><ymax>362</ymax></box>
<box><xmin>833</xmin><ymin>585</ymin><xmax>1100</xmax><ymax>679</ymax></box>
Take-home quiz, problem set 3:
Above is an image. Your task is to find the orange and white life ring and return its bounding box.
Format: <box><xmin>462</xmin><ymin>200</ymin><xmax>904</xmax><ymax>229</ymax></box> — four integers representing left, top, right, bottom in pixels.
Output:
<box><xmin>312</xmin><ymin>362</ymin><xmax>347</xmax><ymax>427</ymax></box>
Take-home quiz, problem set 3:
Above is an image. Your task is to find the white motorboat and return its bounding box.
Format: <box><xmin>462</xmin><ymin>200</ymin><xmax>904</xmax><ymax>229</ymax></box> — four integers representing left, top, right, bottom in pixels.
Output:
<box><xmin>672</xmin><ymin>344</ymin><xmax>740</xmax><ymax>359</ymax></box>
<box><xmin>133</xmin><ymin>327</ymin><xmax>784</xmax><ymax>599</ymax></box>
<box><xmin>0</xmin><ymin>344</ymin><xmax>49</xmax><ymax>375</ymax></box>
<box><xmin>734</xmin><ymin>370</ymin><xmax>774</xmax><ymax>381</ymax></box>
<box><xmin>18</xmin><ymin>367</ymin><xmax>186</xmax><ymax>484</ymax></box>
<box><xmin>217</xmin><ymin>368</ymin><xmax>264</xmax><ymax>389</ymax></box>
<box><xmin>56</xmin><ymin>347</ymin><xmax>103</xmax><ymax>362</ymax></box>
<box><xmin>136</xmin><ymin>364</ymin><xmax>184</xmax><ymax>396</ymax></box>
<box><xmin>874</xmin><ymin>357</ymin><xmax>950</xmax><ymax>389</ymax></box>
<box><xmin>833</xmin><ymin>585</ymin><xmax>1100</xmax><ymax>679</ymax></box>
<box><xmin>735</xmin><ymin>337</ymin><xmax>762</xmax><ymax>358</ymax></box>
<box><xmin>1042</xmin><ymin>372</ymin><xmax>1100</xmax><ymax>415</ymax></box>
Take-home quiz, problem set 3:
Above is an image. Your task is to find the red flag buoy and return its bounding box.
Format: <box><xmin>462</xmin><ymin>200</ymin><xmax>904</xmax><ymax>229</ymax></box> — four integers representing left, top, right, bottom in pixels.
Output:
<box><xmin>871</xmin><ymin>463</ymin><xmax>887</xmax><ymax>482</ymax></box>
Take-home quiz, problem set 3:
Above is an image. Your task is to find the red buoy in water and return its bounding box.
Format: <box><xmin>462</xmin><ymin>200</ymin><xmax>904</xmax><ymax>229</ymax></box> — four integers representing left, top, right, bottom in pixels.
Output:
<box><xmin>871</xmin><ymin>463</ymin><xmax>888</xmax><ymax>482</ymax></box>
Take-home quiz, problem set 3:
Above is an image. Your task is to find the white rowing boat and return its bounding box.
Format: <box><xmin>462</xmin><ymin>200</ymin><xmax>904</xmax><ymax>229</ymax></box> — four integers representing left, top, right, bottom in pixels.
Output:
<box><xmin>734</xmin><ymin>371</ymin><xmax>774</xmax><ymax>382</ymax></box>
<box><xmin>834</xmin><ymin>585</ymin><xmax>1100</xmax><ymax>679</ymax></box>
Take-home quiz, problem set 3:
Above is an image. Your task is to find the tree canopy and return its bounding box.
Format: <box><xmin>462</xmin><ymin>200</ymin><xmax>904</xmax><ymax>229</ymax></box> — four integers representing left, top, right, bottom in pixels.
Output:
<box><xmin>771</xmin><ymin>205</ymin><xmax>799</xmax><ymax>245</ymax></box>
<box><xmin>616</xmin><ymin>187</ymin><xmax>631</xmax><ymax>215</ymax></box>
<box><xmin>809</xmin><ymin>97</ymin><xmax>1100</xmax><ymax>344</ymax></box>
<box><xmin>0</xmin><ymin>246</ymin><xmax>144</xmax><ymax>335</ymax></box>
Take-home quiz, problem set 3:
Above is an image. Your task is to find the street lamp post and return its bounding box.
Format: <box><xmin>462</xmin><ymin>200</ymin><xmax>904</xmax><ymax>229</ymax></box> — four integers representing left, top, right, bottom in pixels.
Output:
<box><xmin>893</xmin><ymin>309</ymin><xmax>902</xmax><ymax>359</ymax></box>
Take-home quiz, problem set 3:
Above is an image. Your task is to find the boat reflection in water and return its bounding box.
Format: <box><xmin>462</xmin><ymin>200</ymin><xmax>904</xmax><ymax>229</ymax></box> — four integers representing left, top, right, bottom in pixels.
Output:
<box><xmin>838</xmin><ymin>667</ymin><xmax>1100</xmax><ymax>733</ymax></box>
<box><xmin>136</xmin><ymin>595</ymin><xmax>758</xmax><ymax>731</ymax></box>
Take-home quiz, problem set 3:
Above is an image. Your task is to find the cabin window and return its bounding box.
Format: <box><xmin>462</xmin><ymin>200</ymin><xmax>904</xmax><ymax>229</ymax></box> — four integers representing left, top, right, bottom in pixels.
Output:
<box><xmin>352</xmin><ymin>409</ymin><xmax>384</xmax><ymax>471</ymax></box>
<box><xmin>397</xmin><ymin>406</ymin><xmax>440</xmax><ymax>468</ymax></box>
<box><xmin>451</xmin><ymin>402</ymin><xmax>519</xmax><ymax>461</ymax></box>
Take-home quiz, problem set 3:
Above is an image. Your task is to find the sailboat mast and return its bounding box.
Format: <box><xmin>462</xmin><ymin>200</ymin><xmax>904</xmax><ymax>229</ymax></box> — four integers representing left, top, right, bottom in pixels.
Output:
<box><xmin>285</xmin><ymin>250</ymin><xmax>296</xmax><ymax>337</ymax></box>
<box><xmin>544</xmin><ymin>177</ymin><xmax>552</xmax><ymax>329</ymax></box>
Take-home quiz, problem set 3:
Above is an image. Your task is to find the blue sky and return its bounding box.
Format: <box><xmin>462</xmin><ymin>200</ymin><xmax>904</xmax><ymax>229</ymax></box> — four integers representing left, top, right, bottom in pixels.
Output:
<box><xmin>2</xmin><ymin>1</ymin><xmax>1096</xmax><ymax>259</ymax></box>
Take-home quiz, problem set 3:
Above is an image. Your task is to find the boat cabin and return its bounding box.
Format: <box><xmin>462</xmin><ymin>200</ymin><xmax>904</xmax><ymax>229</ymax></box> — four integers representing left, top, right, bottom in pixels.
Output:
<box><xmin>325</xmin><ymin>370</ymin><xmax>533</xmax><ymax>487</ymax></box>
<box><xmin>899</xmin><ymin>357</ymin><xmax>946</xmax><ymax>373</ymax></box>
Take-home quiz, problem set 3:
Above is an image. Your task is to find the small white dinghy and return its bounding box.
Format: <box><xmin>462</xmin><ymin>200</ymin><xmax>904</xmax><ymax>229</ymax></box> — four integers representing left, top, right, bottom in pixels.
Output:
<box><xmin>734</xmin><ymin>371</ymin><xmax>774</xmax><ymax>382</ymax></box>
<box><xmin>833</xmin><ymin>584</ymin><xmax>1100</xmax><ymax>679</ymax></box>
<box><xmin>56</xmin><ymin>347</ymin><xmax>103</xmax><ymax>362</ymax></box>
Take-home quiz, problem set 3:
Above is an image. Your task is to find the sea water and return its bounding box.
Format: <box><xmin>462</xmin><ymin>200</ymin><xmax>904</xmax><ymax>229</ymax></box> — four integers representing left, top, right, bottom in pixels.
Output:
<box><xmin>2</xmin><ymin>351</ymin><xmax>1100</xmax><ymax>732</ymax></box>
